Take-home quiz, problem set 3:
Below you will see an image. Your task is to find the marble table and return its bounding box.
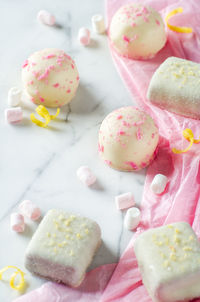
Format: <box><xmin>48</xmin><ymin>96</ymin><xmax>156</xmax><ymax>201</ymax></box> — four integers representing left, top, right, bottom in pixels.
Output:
<box><xmin>0</xmin><ymin>0</ymin><xmax>146</xmax><ymax>300</ymax></box>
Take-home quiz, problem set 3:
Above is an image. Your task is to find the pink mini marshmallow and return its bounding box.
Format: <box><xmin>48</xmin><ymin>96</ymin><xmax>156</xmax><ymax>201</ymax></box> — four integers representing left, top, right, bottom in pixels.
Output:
<box><xmin>115</xmin><ymin>192</ymin><xmax>135</xmax><ymax>210</ymax></box>
<box><xmin>78</xmin><ymin>27</ymin><xmax>90</xmax><ymax>46</ymax></box>
<box><xmin>5</xmin><ymin>107</ymin><xmax>23</xmax><ymax>123</ymax></box>
<box><xmin>37</xmin><ymin>10</ymin><xmax>55</xmax><ymax>26</ymax></box>
<box><xmin>10</xmin><ymin>213</ymin><xmax>25</xmax><ymax>233</ymax></box>
<box><xmin>77</xmin><ymin>166</ymin><xmax>96</xmax><ymax>186</ymax></box>
<box><xmin>19</xmin><ymin>200</ymin><xmax>41</xmax><ymax>221</ymax></box>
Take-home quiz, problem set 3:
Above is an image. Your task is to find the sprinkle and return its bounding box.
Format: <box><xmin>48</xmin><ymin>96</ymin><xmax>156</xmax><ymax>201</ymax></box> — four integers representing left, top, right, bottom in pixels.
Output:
<box><xmin>156</xmin><ymin>19</ymin><xmax>160</xmax><ymax>26</ymax></box>
<box><xmin>22</xmin><ymin>60</ymin><xmax>28</xmax><ymax>68</ymax></box>
<box><xmin>53</xmin><ymin>83</ymin><xmax>59</xmax><ymax>88</ymax></box>
<box><xmin>117</xmin><ymin>115</ymin><xmax>123</xmax><ymax>120</ymax></box>
<box><xmin>136</xmin><ymin>127</ymin><xmax>142</xmax><ymax>140</ymax></box>
<box><xmin>123</xmin><ymin>35</ymin><xmax>130</xmax><ymax>43</ymax></box>
<box><xmin>66</xmin><ymin>89</ymin><xmax>71</xmax><ymax>93</ymax></box>
<box><xmin>125</xmin><ymin>161</ymin><xmax>138</xmax><ymax>170</ymax></box>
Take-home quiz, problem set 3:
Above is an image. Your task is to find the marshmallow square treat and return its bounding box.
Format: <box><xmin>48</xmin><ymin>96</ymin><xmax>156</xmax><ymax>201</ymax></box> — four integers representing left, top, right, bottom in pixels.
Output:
<box><xmin>25</xmin><ymin>209</ymin><xmax>101</xmax><ymax>287</ymax></box>
<box><xmin>147</xmin><ymin>57</ymin><xmax>200</xmax><ymax>119</ymax></box>
<box><xmin>134</xmin><ymin>222</ymin><xmax>200</xmax><ymax>302</ymax></box>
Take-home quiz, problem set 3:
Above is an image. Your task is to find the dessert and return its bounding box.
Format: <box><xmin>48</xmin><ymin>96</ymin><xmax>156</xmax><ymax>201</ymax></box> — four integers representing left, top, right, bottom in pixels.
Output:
<box><xmin>147</xmin><ymin>57</ymin><xmax>200</xmax><ymax>119</ymax></box>
<box><xmin>98</xmin><ymin>106</ymin><xmax>159</xmax><ymax>171</ymax></box>
<box><xmin>25</xmin><ymin>209</ymin><xmax>101</xmax><ymax>287</ymax></box>
<box><xmin>109</xmin><ymin>3</ymin><xmax>166</xmax><ymax>59</ymax></box>
<box><xmin>22</xmin><ymin>48</ymin><xmax>79</xmax><ymax>107</ymax></box>
<box><xmin>134</xmin><ymin>222</ymin><xmax>200</xmax><ymax>302</ymax></box>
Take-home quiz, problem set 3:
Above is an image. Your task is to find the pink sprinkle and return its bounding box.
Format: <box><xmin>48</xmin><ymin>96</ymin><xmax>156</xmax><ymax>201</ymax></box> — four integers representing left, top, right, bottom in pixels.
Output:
<box><xmin>136</xmin><ymin>128</ymin><xmax>143</xmax><ymax>140</ymax></box>
<box><xmin>71</xmin><ymin>64</ymin><xmax>75</xmax><ymax>69</ymax></box>
<box><xmin>98</xmin><ymin>144</ymin><xmax>104</xmax><ymax>153</ymax></box>
<box><xmin>152</xmin><ymin>133</ymin><xmax>155</xmax><ymax>138</ymax></box>
<box><xmin>44</xmin><ymin>54</ymin><xmax>56</xmax><ymax>59</ymax></box>
<box><xmin>141</xmin><ymin>162</ymin><xmax>147</xmax><ymax>168</ymax></box>
<box><xmin>125</xmin><ymin>161</ymin><xmax>138</xmax><ymax>170</ymax></box>
<box><xmin>131</xmin><ymin>22</ymin><xmax>136</xmax><ymax>27</ymax></box>
<box><xmin>38</xmin><ymin>65</ymin><xmax>55</xmax><ymax>81</ymax></box>
<box><xmin>136</xmin><ymin>12</ymin><xmax>142</xmax><ymax>17</ymax></box>
<box><xmin>28</xmin><ymin>80</ymin><xmax>34</xmax><ymax>85</ymax></box>
<box><xmin>156</xmin><ymin>19</ymin><xmax>160</xmax><ymax>26</ymax></box>
<box><xmin>77</xmin><ymin>76</ymin><xmax>79</xmax><ymax>81</ymax></box>
<box><xmin>142</xmin><ymin>7</ymin><xmax>148</xmax><ymax>14</ymax></box>
<box><xmin>123</xmin><ymin>35</ymin><xmax>130</xmax><ymax>43</ymax></box>
<box><xmin>117</xmin><ymin>131</ymin><xmax>125</xmax><ymax>136</ymax></box>
<box><xmin>123</xmin><ymin>121</ymin><xmax>131</xmax><ymax>127</ymax></box>
<box><xmin>55</xmin><ymin>100</ymin><xmax>59</xmax><ymax>104</ymax></box>
<box><xmin>117</xmin><ymin>115</ymin><xmax>123</xmax><ymax>120</ymax></box>
<box><xmin>53</xmin><ymin>83</ymin><xmax>59</xmax><ymax>88</ymax></box>
<box><xmin>32</xmin><ymin>71</ymin><xmax>39</xmax><ymax>78</ymax></box>
<box><xmin>143</xmin><ymin>16</ymin><xmax>149</xmax><ymax>22</ymax></box>
<box><xmin>105</xmin><ymin>160</ymin><xmax>111</xmax><ymax>166</ymax></box>
<box><xmin>31</xmin><ymin>97</ymin><xmax>36</xmax><ymax>103</ymax></box>
<box><xmin>69</xmin><ymin>81</ymin><xmax>73</xmax><ymax>84</ymax></box>
<box><xmin>39</xmin><ymin>96</ymin><xmax>45</xmax><ymax>102</ymax></box>
<box><xmin>22</xmin><ymin>60</ymin><xmax>29</xmax><ymax>68</ymax></box>
<box><xmin>66</xmin><ymin>89</ymin><xmax>71</xmax><ymax>93</ymax></box>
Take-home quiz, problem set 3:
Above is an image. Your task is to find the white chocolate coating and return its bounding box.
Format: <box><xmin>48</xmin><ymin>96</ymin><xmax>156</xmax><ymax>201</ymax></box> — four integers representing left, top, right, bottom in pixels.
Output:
<box><xmin>25</xmin><ymin>209</ymin><xmax>101</xmax><ymax>287</ymax></box>
<box><xmin>98</xmin><ymin>107</ymin><xmax>159</xmax><ymax>171</ymax></box>
<box><xmin>22</xmin><ymin>48</ymin><xmax>79</xmax><ymax>107</ymax></box>
<box><xmin>109</xmin><ymin>4</ymin><xmax>166</xmax><ymax>60</ymax></box>
<box><xmin>147</xmin><ymin>57</ymin><xmax>200</xmax><ymax>119</ymax></box>
<box><xmin>134</xmin><ymin>222</ymin><xmax>200</xmax><ymax>302</ymax></box>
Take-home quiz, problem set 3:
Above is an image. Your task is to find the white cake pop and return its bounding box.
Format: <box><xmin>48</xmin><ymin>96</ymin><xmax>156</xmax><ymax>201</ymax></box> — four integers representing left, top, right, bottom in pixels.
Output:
<box><xmin>98</xmin><ymin>107</ymin><xmax>159</xmax><ymax>171</ymax></box>
<box><xmin>109</xmin><ymin>3</ymin><xmax>166</xmax><ymax>60</ymax></box>
<box><xmin>22</xmin><ymin>48</ymin><xmax>79</xmax><ymax>107</ymax></box>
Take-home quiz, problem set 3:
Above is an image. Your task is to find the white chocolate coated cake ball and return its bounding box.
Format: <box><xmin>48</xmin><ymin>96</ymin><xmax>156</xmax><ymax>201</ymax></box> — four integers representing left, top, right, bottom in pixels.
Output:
<box><xmin>22</xmin><ymin>48</ymin><xmax>79</xmax><ymax>107</ymax></box>
<box><xmin>98</xmin><ymin>107</ymin><xmax>159</xmax><ymax>171</ymax></box>
<box><xmin>109</xmin><ymin>4</ymin><xmax>166</xmax><ymax>60</ymax></box>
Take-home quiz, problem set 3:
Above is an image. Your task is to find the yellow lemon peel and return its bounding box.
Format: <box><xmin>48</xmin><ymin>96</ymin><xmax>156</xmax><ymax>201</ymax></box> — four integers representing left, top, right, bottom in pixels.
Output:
<box><xmin>165</xmin><ymin>7</ymin><xmax>193</xmax><ymax>33</ymax></box>
<box><xmin>30</xmin><ymin>105</ymin><xmax>60</xmax><ymax>128</ymax></box>
<box><xmin>0</xmin><ymin>265</ymin><xmax>25</xmax><ymax>291</ymax></box>
<box><xmin>172</xmin><ymin>128</ymin><xmax>200</xmax><ymax>154</ymax></box>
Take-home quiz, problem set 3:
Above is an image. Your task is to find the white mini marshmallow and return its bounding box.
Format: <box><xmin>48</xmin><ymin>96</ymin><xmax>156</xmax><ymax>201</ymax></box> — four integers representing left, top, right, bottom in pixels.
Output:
<box><xmin>37</xmin><ymin>10</ymin><xmax>55</xmax><ymax>26</ymax></box>
<box><xmin>77</xmin><ymin>166</ymin><xmax>96</xmax><ymax>186</ymax></box>
<box><xmin>91</xmin><ymin>14</ymin><xmax>105</xmax><ymax>34</ymax></box>
<box><xmin>5</xmin><ymin>107</ymin><xmax>23</xmax><ymax>123</ymax></box>
<box><xmin>19</xmin><ymin>200</ymin><xmax>41</xmax><ymax>221</ymax></box>
<box><xmin>8</xmin><ymin>87</ymin><xmax>21</xmax><ymax>107</ymax></box>
<box><xmin>78</xmin><ymin>27</ymin><xmax>90</xmax><ymax>46</ymax></box>
<box><xmin>151</xmin><ymin>174</ymin><xmax>168</xmax><ymax>195</ymax></box>
<box><xmin>10</xmin><ymin>213</ymin><xmax>25</xmax><ymax>233</ymax></box>
<box><xmin>124</xmin><ymin>207</ymin><xmax>141</xmax><ymax>230</ymax></box>
<box><xmin>115</xmin><ymin>192</ymin><xmax>135</xmax><ymax>210</ymax></box>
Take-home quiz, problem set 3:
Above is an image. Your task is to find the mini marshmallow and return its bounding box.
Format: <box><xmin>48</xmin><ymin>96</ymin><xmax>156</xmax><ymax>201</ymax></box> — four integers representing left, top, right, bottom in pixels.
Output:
<box><xmin>8</xmin><ymin>87</ymin><xmax>21</xmax><ymax>107</ymax></box>
<box><xmin>37</xmin><ymin>10</ymin><xmax>55</xmax><ymax>26</ymax></box>
<box><xmin>151</xmin><ymin>174</ymin><xmax>168</xmax><ymax>195</ymax></box>
<box><xmin>19</xmin><ymin>200</ymin><xmax>41</xmax><ymax>221</ymax></box>
<box><xmin>77</xmin><ymin>166</ymin><xmax>96</xmax><ymax>186</ymax></box>
<box><xmin>10</xmin><ymin>213</ymin><xmax>25</xmax><ymax>233</ymax></box>
<box><xmin>78</xmin><ymin>27</ymin><xmax>90</xmax><ymax>46</ymax></box>
<box><xmin>91</xmin><ymin>14</ymin><xmax>105</xmax><ymax>34</ymax></box>
<box><xmin>115</xmin><ymin>192</ymin><xmax>135</xmax><ymax>210</ymax></box>
<box><xmin>5</xmin><ymin>107</ymin><xmax>23</xmax><ymax>123</ymax></box>
<box><xmin>124</xmin><ymin>207</ymin><xmax>141</xmax><ymax>230</ymax></box>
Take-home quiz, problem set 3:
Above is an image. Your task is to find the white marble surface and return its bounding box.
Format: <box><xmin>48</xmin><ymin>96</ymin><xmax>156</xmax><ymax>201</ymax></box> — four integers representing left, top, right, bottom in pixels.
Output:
<box><xmin>0</xmin><ymin>0</ymin><xmax>146</xmax><ymax>300</ymax></box>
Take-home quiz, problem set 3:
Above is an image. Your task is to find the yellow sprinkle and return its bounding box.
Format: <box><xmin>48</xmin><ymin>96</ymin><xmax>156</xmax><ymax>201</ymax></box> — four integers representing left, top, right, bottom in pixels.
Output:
<box><xmin>173</xmin><ymin>72</ymin><xmax>181</xmax><ymax>78</ymax></box>
<box><xmin>52</xmin><ymin>233</ymin><xmax>57</xmax><ymax>238</ymax></box>
<box><xmin>69</xmin><ymin>250</ymin><xmax>74</xmax><ymax>256</ymax></box>
<box><xmin>160</xmin><ymin>252</ymin><xmax>166</xmax><ymax>259</ymax></box>
<box><xmin>167</xmin><ymin>225</ymin><xmax>173</xmax><ymax>229</ymax></box>
<box><xmin>76</xmin><ymin>233</ymin><xmax>82</xmax><ymax>239</ymax></box>
<box><xmin>175</xmin><ymin>228</ymin><xmax>181</xmax><ymax>234</ymax></box>
<box><xmin>85</xmin><ymin>228</ymin><xmax>89</xmax><ymax>234</ymax></box>
<box><xmin>65</xmin><ymin>234</ymin><xmax>70</xmax><ymax>240</ymax></box>
<box><xmin>58</xmin><ymin>214</ymin><xmax>64</xmax><ymax>221</ymax></box>
<box><xmin>183</xmin><ymin>246</ymin><xmax>192</xmax><ymax>251</ymax></box>
<box><xmin>0</xmin><ymin>266</ymin><xmax>25</xmax><ymax>291</ymax></box>
<box><xmin>30</xmin><ymin>105</ymin><xmax>60</xmax><ymax>128</ymax></box>
<box><xmin>188</xmin><ymin>71</ymin><xmax>195</xmax><ymax>76</ymax></box>
<box><xmin>163</xmin><ymin>260</ymin><xmax>170</xmax><ymax>268</ymax></box>
<box><xmin>189</xmin><ymin>235</ymin><xmax>194</xmax><ymax>241</ymax></box>
<box><xmin>53</xmin><ymin>247</ymin><xmax>58</xmax><ymax>253</ymax></box>
<box><xmin>165</xmin><ymin>7</ymin><xmax>193</xmax><ymax>33</ymax></box>
<box><xmin>47</xmin><ymin>232</ymin><xmax>51</xmax><ymax>237</ymax></box>
<box><xmin>169</xmin><ymin>246</ymin><xmax>176</xmax><ymax>252</ymax></box>
<box><xmin>170</xmin><ymin>253</ymin><xmax>176</xmax><ymax>261</ymax></box>
<box><xmin>174</xmin><ymin>236</ymin><xmax>180</xmax><ymax>244</ymax></box>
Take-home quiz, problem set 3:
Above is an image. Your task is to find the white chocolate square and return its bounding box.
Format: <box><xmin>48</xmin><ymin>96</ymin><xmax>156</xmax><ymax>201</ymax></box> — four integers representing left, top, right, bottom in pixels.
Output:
<box><xmin>147</xmin><ymin>57</ymin><xmax>200</xmax><ymax>119</ymax></box>
<box><xmin>25</xmin><ymin>209</ymin><xmax>101</xmax><ymax>287</ymax></box>
<box><xmin>134</xmin><ymin>222</ymin><xmax>200</xmax><ymax>302</ymax></box>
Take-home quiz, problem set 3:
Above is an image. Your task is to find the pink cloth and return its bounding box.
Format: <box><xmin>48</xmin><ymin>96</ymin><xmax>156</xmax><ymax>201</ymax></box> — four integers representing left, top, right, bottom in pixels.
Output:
<box><xmin>13</xmin><ymin>1</ymin><xmax>200</xmax><ymax>301</ymax></box>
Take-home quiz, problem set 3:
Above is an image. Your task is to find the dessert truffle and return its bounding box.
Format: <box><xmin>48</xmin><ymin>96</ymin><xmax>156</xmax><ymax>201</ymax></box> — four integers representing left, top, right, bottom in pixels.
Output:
<box><xmin>22</xmin><ymin>48</ymin><xmax>79</xmax><ymax>107</ymax></box>
<box><xmin>134</xmin><ymin>222</ymin><xmax>200</xmax><ymax>302</ymax></box>
<box><xmin>98</xmin><ymin>106</ymin><xmax>159</xmax><ymax>171</ymax></box>
<box><xmin>147</xmin><ymin>56</ymin><xmax>200</xmax><ymax>119</ymax></box>
<box><xmin>25</xmin><ymin>209</ymin><xmax>101</xmax><ymax>287</ymax></box>
<box><xmin>109</xmin><ymin>3</ymin><xmax>166</xmax><ymax>59</ymax></box>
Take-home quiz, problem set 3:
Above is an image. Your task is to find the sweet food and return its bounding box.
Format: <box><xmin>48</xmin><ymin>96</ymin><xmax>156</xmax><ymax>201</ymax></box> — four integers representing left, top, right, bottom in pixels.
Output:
<box><xmin>92</xmin><ymin>14</ymin><xmax>105</xmax><ymax>34</ymax></box>
<box><xmin>78</xmin><ymin>27</ymin><xmax>90</xmax><ymax>46</ymax></box>
<box><xmin>134</xmin><ymin>222</ymin><xmax>200</xmax><ymax>302</ymax></box>
<box><xmin>109</xmin><ymin>3</ymin><xmax>166</xmax><ymax>59</ymax></box>
<box><xmin>76</xmin><ymin>166</ymin><xmax>96</xmax><ymax>186</ymax></box>
<box><xmin>8</xmin><ymin>87</ymin><xmax>21</xmax><ymax>107</ymax></box>
<box><xmin>19</xmin><ymin>200</ymin><xmax>41</xmax><ymax>221</ymax></box>
<box><xmin>22</xmin><ymin>48</ymin><xmax>79</xmax><ymax>107</ymax></box>
<box><xmin>98</xmin><ymin>106</ymin><xmax>159</xmax><ymax>171</ymax></box>
<box><xmin>151</xmin><ymin>174</ymin><xmax>168</xmax><ymax>194</ymax></box>
<box><xmin>147</xmin><ymin>57</ymin><xmax>200</xmax><ymax>119</ymax></box>
<box><xmin>25</xmin><ymin>209</ymin><xmax>101</xmax><ymax>287</ymax></box>
<box><xmin>115</xmin><ymin>192</ymin><xmax>135</xmax><ymax>210</ymax></box>
<box><xmin>5</xmin><ymin>107</ymin><xmax>23</xmax><ymax>123</ymax></box>
<box><xmin>10</xmin><ymin>213</ymin><xmax>25</xmax><ymax>233</ymax></box>
<box><xmin>124</xmin><ymin>207</ymin><xmax>141</xmax><ymax>230</ymax></box>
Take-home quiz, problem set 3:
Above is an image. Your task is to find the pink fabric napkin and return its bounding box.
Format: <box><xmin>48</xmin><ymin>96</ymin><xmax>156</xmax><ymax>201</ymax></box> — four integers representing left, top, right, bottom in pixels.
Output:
<box><xmin>13</xmin><ymin>1</ymin><xmax>200</xmax><ymax>301</ymax></box>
